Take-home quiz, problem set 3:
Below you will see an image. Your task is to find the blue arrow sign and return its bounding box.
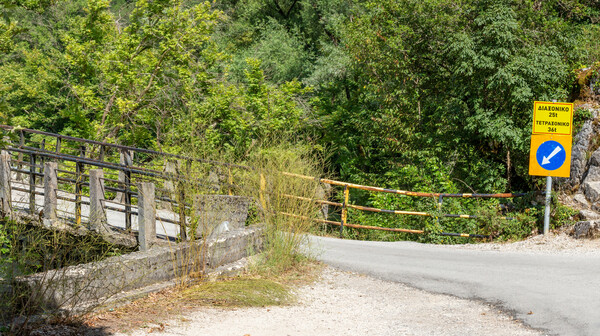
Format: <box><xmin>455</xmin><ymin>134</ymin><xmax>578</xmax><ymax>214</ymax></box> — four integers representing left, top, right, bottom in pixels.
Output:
<box><xmin>536</xmin><ymin>140</ymin><xmax>566</xmax><ymax>171</ymax></box>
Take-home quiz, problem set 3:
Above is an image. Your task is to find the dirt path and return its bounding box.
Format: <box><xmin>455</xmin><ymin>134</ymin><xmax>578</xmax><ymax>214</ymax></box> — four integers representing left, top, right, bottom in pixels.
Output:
<box><xmin>117</xmin><ymin>266</ymin><xmax>544</xmax><ymax>336</ymax></box>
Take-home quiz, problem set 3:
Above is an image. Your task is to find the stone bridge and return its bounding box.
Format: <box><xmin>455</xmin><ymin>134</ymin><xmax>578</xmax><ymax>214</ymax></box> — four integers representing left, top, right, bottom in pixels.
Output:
<box><xmin>0</xmin><ymin>126</ymin><xmax>264</xmax><ymax>312</ymax></box>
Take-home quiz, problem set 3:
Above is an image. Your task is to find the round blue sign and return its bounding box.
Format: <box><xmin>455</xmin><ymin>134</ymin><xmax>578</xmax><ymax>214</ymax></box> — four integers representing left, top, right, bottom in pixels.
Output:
<box><xmin>536</xmin><ymin>140</ymin><xmax>566</xmax><ymax>171</ymax></box>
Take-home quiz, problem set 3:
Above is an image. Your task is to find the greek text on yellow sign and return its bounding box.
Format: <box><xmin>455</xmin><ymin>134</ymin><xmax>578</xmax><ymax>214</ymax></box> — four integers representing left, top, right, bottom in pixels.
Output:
<box><xmin>532</xmin><ymin>101</ymin><xmax>574</xmax><ymax>136</ymax></box>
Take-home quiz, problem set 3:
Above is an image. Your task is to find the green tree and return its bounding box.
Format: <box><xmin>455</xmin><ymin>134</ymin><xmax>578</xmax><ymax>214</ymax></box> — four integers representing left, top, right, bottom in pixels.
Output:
<box><xmin>169</xmin><ymin>58</ymin><xmax>312</xmax><ymax>159</ymax></box>
<box><xmin>62</xmin><ymin>0</ymin><xmax>223</xmax><ymax>146</ymax></box>
<box><xmin>322</xmin><ymin>0</ymin><xmax>583</xmax><ymax>192</ymax></box>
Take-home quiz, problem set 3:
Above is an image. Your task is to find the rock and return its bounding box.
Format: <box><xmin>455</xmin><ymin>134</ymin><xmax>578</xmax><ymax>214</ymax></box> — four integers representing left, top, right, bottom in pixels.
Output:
<box><xmin>590</xmin><ymin>149</ymin><xmax>600</xmax><ymax>167</ymax></box>
<box><xmin>571</xmin><ymin>221</ymin><xmax>600</xmax><ymax>239</ymax></box>
<box><xmin>568</xmin><ymin>120</ymin><xmax>595</xmax><ymax>187</ymax></box>
<box><xmin>573</xmin><ymin>193</ymin><xmax>590</xmax><ymax>209</ymax></box>
<box><xmin>563</xmin><ymin>106</ymin><xmax>600</xmax><ymax>190</ymax></box>
<box><xmin>591</xmin><ymin>74</ymin><xmax>599</xmax><ymax>96</ymax></box>
<box><xmin>585</xmin><ymin>165</ymin><xmax>600</xmax><ymax>182</ymax></box>
<box><xmin>579</xmin><ymin>209</ymin><xmax>600</xmax><ymax>220</ymax></box>
<box><xmin>583</xmin><ymin>181</ymin><xmax>600</xmax><ymax>202</ymax></box>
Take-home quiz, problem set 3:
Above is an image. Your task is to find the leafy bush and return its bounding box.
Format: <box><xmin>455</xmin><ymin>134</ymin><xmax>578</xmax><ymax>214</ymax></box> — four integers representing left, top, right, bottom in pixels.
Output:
<box><xmin>322</xmin><ymin>155</ymin><xmax>578</xmax><ymax>243</ymax></box>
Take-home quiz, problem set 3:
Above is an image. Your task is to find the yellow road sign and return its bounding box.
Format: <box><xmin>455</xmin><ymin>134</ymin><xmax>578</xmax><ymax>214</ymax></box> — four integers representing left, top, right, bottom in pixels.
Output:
<box><xmin>529</xmin><ymin>134</ymin><xmax>572</xmax><ymax>177</ymax></box>
<box><xmin>532</xmin><ymin>101</ymin><xmax>574</xmax><ymax>135</ymax></box>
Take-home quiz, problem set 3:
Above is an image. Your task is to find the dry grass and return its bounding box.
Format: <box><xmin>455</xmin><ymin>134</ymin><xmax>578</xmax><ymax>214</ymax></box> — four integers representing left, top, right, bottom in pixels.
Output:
<box><xmin>179</xmin><ymin>278</ymin><xmax>294</xmax><ymax>307</ymax></box>
<box><xmin>236</xmin><ymin>143</ymin><xmax>325</xmax><ymax>277</ymax></box>
<box><xmin>84</xmin><ymin>260</ymin><xmax>324</xmax><ymax>335</ymax></box>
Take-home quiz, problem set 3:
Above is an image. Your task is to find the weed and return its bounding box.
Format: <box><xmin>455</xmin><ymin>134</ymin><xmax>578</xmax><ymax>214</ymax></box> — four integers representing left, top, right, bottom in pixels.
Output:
<box><xmin>198</xmin><ymin>139</ymin><xmax>326</xmax><ymax>276</ymax></box>
<box><xmin>180</xmin><ymin>278</ymin><xmax>295</xmax><ymax>307</ymax></box>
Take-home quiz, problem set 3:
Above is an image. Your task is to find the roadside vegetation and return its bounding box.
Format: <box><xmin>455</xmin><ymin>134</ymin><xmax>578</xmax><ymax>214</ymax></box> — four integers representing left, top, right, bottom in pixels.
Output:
<box><xmin>81</xmin><ymin>139</ymin><xmax>327</xmax><ymax>334</ymax></box>
<box><xmin>1</xmin><ymin>1</ymin><xmax>598</xmax><ymax>332</ymax></box>
<box><xmin>0</xmin><ymin>138</ymin><xmax>326</xmax><ymax>334</ymax></box>
<box><xmin>1</xmin><ymin>0</ymin><xmax>596</xmax><ymax>240</ymax></box>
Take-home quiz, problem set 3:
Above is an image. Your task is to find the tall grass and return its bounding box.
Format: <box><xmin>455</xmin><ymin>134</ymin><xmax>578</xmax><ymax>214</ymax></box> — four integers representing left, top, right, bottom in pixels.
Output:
<box><xmin>158</xmin><ymin>136</ymin><xmax>326</xmax><ymax>280</ymax></box>
<box><xmin>236</xmin><ymin>143</ymin><xmax>325</xmax><ymax>275</ymax></box>
<box><xmin>172</xmin><ymin>138</ymin><xmax>325</xmax><ymax>276</ymax></box>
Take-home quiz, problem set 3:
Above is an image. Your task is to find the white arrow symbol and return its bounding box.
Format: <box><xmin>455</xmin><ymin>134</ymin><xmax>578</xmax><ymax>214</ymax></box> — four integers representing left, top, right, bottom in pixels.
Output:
<box><xmin>542</xmin><ymin>146</ymin><xmax>562</xmax><ymax>165</ymax></box>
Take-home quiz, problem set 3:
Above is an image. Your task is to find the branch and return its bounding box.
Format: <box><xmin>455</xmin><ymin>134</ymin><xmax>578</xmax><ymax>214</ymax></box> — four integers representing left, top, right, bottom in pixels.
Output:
<box><xmin>127</xmin><ymin>46</ymin><xmax>171</xmax><ymax>117</ymax></box>
<box><xmin>285</xmin><ymin>0</ymin><xmax>299</xmax><ymax>17</ymax></box>
<box><xmin>272</xmin><ymin>0</ymin><xmax>287</xmax><ymax>18</ymax></box>
<box><xmin>101</xmin><ymin>86</ymin><xmax>119</xmax><ymax>126</ymax></box>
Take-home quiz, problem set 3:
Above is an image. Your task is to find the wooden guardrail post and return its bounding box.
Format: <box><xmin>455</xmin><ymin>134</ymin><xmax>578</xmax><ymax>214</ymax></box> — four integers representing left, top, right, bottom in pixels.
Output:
<box><xmin>138</xmin><ymin>181</ymin><xmax>156</xmax><ymax>251</ymax></box>
<box><xmin>436</xmin><ymin>195</ymin><xmax>444</xmax><ymax>227</ymax></box>
<box><xmin>75</xmin><ymin>145</ymin><xmax>86</xmax><ymax>226</ymax></box>
<box><xmin>89</xmin><ymin>169</ymin><xmax>107</xmax><ymax>234</ymax></box>
<box><xmin>99</xmin><ymin>144</ymin><xmax>105</xmax><ymax>161</ymax></box>
<box><xmin>162</xmin><ymin>160</ymin><xmax>177</xmax><ymax>211</ymax></box>
<box><xmin>0</xmin><ymin>151</ymin><xmax>12</xmax><ymax>217</ymax></box>
<box><xmin>16</xmin><ymin>130</ymin><xmax>23</xmax><ymax>180</ymax></box>
<box><xmin>55</xmin><ymin>136</ymin><xmax>61</xmax><ymax>155</ymax></box>
<box><xmin>259</xmin><ymin>172</ymin><xmax>267</xmax><ymax>210</ymax></box>
<box><xmin>115</xmin><ymin>149</ymin><xmax>133</xmax><ymax>203</ymax></box>
<box><xmin>115</xmin><ymin>149</ymin><xmax>133</xmax><ymax>230</ymax></box>
<box><xmin>40</xmin><ymin>138</ymin><xmax>45</xmax><ymax>167</ymax></box>
<box><xmin>228</xmin><ymin>167</ymin><xmax>233</xmax><ymax>196</ymax></box>
<box><xmin>176</xmin><ymin>160</ymin><xmax>187</xmax><ymax>240</ymax></box>
<box><xmin>43</xmin><ymin>161</ymin><xmax>58</xmax><ymax>227</ymax></box>
<box><xmin>125</xmin><ymin>169</ymin><xmax>132</xmax><ymax>230</ymax></box>
<box><xmin>340</xmin><ymin>184</ymin><xmax>349</xmax><ymax>236</ymax></box>
<box><xmin>29</xmin><ymin>152</ymin><xmax>36</xmax><ymax>215</ymax></box>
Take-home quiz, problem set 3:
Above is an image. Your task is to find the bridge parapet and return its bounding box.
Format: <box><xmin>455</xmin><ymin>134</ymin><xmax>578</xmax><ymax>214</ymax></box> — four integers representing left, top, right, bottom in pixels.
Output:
<box><xmin>0</xmin><ymin>125</ymin><xmax>256</xmax><ymax>251</ymax></box>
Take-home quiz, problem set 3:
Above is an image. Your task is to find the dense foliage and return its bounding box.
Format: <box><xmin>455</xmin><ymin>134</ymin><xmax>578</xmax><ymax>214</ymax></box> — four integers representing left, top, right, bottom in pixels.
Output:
<box><xmin>1</xmin><ymin>0</ymin><xmax>598</xmax><ymax>239</ymax></box>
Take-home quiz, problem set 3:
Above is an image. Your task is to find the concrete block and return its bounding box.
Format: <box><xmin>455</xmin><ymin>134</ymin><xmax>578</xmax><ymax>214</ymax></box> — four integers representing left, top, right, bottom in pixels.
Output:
<box><xmin>114</xmin><ymin>150</ymin><xmax>133</xmax><ymax>203</ymax></box>
<box><xmin>43</xmin><ymin>162</ymin><xmax>58</xmax><ymax>227</ymax></box>
<box><xmin>0</xmin><ymin>151</ymin><xmax>12</xmax><ymax>217</ymax></box>
<box><xmin>193</xmin><ymin>195</ymin><xmax>250</xmax><ymax>239</ymax></box>
<box><xmin>89</xmin><ymin>169</ymin><xmax>108</xmax><ymax>234</ymax></box>
<box><xmin>138</xmin><ymin>182</ymin><xmax>156</xmax><ymax>251</ymax></box>
<box><xmin>161</xmin><ymin>161</ymin><xmax>177</xmax><ymax>210</ymax></box>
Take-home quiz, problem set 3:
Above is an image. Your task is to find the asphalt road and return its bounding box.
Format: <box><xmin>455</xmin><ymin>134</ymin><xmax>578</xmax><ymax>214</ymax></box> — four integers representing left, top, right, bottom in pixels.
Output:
<box><xmin>309</xmin><ymin>236</ymin><xmax>600</xmax><ymax>336</ymax></box>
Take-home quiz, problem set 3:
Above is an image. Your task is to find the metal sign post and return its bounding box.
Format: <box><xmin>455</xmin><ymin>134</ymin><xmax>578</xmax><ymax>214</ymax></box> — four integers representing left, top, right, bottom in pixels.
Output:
<box><xmin>529</xmin><ymin>100</ymin><xmax>573</xmax><ymax>235</ymax></box>
<box><xmin>544</xmin><ymin>100</ymin><xmax>557</xmax><ymax>235</ymax></box>
<box><xmin>544</xmin><ymin>176</ymin><xmax>552</xmax><ymax>234</ymax></box>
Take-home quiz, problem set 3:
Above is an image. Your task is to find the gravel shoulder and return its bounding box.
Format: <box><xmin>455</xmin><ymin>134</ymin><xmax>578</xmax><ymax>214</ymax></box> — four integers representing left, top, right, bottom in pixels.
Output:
<box><xmin>119</xmin><ymin>266</ymin><xmax>545</xmax><ymax>336</ymax></box>
<box><xmin>111</xmin><ymin>233</ymin><xmax>598</xmax><ymax>336</ymax></box>
<box><xmin>454</xmin><ymin>232</ymin><xmax>600</xmax><ymax>255</ymax></box>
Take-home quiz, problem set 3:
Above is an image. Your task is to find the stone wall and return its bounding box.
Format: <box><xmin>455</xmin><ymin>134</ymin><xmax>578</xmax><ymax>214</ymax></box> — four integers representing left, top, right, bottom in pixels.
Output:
<box><xmin>559</xmin><ymin>101</ymin><xmax>600</xmax><ymax>238</ymax></box>
<box><xmin>18</xmin><ymin>226</ymin><xmax>263</xmax><ymax>312</ymax></box>
<box><xmin>561</xmin><ymin>105</ymin><xmax>600</xmax><ymax>215</ymax></box>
